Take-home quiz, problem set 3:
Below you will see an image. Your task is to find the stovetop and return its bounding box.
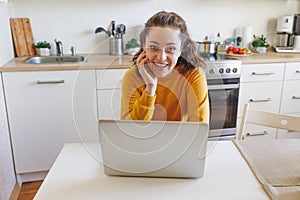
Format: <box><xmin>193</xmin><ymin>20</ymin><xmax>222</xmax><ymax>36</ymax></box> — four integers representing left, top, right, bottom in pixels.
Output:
<box><xmin>201</xmin><ymin>53</ymin><xmax>242</xmax><ymax>80</ymax></box>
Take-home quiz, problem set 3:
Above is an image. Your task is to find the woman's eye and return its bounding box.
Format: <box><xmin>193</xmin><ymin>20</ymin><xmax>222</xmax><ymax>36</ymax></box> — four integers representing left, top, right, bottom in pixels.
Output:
<box><xmin>149</xmin><ymin>45</ymin><xmax>159</xmax><ymax>51</ymax></box>
<box><xmin>166</xmin><ymin>47</ymin><xmax>176</xmax><ymax>53</ymax></box>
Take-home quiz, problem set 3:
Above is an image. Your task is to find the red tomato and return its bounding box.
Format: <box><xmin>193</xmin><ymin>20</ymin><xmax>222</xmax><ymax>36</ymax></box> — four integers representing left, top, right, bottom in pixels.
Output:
<box><xmin>233</xmin><ymin>47</ymin><xmax>240</xmax><ymax>54</ymax></box>
<box><xmin>227</xmin><ymin>46</ymin><xmax>234</xmax><ymax>52</ymax></box>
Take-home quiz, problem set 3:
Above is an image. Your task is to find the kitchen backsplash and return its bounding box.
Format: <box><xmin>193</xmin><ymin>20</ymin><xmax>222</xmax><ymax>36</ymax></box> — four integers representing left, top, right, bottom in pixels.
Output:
<box><xmin>10</xmin><ymin>0</ymin><xmax>300</xmax><ymax>54</ymax></box>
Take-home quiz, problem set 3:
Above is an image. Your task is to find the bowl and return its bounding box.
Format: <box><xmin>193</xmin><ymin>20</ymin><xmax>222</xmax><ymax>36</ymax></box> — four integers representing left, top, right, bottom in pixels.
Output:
<box><xmin>252</xmin><ymin>47</ymin><xmax>267</xmax><ymax>54</ymax></box>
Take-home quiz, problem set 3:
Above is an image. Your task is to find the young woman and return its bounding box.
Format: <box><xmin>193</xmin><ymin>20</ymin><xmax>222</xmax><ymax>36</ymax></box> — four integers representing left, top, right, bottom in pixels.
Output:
<box><xmin>121</xmin><ymin>11</ymin><xmax>209</xmax><ymax>122</ymax></box>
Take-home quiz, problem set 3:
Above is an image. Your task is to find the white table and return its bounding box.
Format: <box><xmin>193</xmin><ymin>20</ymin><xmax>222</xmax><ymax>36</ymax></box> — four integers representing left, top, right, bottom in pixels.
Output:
<box><xmin>34</xmin><ymin>141</ymin><xmax>268</xmax><ymax>200</ymax></box>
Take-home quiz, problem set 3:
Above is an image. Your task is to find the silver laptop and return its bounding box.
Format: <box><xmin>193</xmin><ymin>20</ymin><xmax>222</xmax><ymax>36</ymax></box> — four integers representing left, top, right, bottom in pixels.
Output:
<box><xmin>99</xmin><ymin>120</ymin><xmax>209</xmax><ymax>179</ymax></box>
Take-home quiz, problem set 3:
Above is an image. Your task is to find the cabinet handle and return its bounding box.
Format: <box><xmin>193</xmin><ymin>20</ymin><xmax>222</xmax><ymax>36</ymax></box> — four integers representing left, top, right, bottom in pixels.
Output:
<box><xmin>249</xmin><ymin>98</ymin><xmax>271</xmax><ymax>102</ymax></box>
<box><xmin>296</xmin><ymin>70</ymin><xmax>300</xmax><ymax>73</ymax></box>
<box><xmin>246</xmin><ymin>131</ymin><xmax>268</xmax><ymax>137</ymax></box>
<box><xmin>292</xmin><ymin>96</ymin><xmax>300</xmax><ymax>100</ymax></box>
<box><xmin>251</xmin><ymin>71</ymin><xmax>275</xmax><ymax>76</ymax></box>
<box><xmin>36</xmin><ymin>80</ymin><xmax>65</xmax><ymax>84</ymax></box>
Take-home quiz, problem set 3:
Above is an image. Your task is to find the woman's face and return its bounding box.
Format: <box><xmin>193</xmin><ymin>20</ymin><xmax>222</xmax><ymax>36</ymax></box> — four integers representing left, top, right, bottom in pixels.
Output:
<box><xmin>144</xmin><ymin>27</ymin><xmax>182</xmax><ymax>78</ymax></box>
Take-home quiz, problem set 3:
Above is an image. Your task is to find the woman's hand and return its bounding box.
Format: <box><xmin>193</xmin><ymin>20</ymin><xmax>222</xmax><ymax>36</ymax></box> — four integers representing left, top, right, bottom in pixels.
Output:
<box><xmin>136</xmin><ymin>50</ymin><xmax>157</xmax><ymax>96</ymax></box>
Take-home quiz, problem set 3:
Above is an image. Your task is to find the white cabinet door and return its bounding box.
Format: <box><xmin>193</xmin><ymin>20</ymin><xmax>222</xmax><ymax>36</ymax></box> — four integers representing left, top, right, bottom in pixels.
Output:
<box><xmin>3</xmin><ymin>70</ymin><xmax>98</xmax><ymax>174</ymax></box>
<box><xmin>96</xmin><ymin>69</ymin><xmax>127</xmax><ymax>120</ymax></box>
<box><xmin>237</xmin><ymin>81</ymin><xmax>283</xmax><ymax>117</ymax></box>
<box><xmin>97</xmin><ymin>89</ymin><xmax>122</xmax><ymax>119</ymax></box>
<box><xmin>280</xmin><ymin>80</ymin><xmax>300</xmax><ymax>114</ymax></box>
<box><xmin>284</xmin><ymin>62</ymin><xmax>300</xmax><ymax>80</ymax></box>
<box><xmin>96</xmin><ymin>69</ymin><xmax>127</xmax><ymax>89</ymax></box>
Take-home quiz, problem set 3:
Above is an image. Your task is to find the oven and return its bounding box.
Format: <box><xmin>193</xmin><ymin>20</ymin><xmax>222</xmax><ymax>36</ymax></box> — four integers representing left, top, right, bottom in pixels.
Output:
<box><xmin>203</xmin><ymin>59</ymin><xmax>241</xmax><ymax>140</ymax></box>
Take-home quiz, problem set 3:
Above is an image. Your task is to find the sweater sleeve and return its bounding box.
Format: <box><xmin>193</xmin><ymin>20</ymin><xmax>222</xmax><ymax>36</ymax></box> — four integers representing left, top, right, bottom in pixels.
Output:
<box><xmin>186</xmin><ymin>68</ymin><xmax>210</xmax><ymax>122</ymax></box>
<box><xmin>120</xmin><ymin>67</ymin><xmax>156</xmax><ymax>120</ymax></box>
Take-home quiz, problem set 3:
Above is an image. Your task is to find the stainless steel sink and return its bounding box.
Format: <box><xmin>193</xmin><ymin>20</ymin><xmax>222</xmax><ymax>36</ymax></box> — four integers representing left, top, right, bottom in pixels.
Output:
<box><xmin>25</xmin><ymin>55</ymin><xmax>85</xmax><ymax>64</ymax></box>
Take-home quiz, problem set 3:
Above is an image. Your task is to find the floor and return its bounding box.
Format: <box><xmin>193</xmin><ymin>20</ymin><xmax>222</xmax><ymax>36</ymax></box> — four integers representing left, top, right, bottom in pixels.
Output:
<box><xmin>16</xmin><ymin>181</ymin><xmax>43</xmax><ymax>200</ymax></box>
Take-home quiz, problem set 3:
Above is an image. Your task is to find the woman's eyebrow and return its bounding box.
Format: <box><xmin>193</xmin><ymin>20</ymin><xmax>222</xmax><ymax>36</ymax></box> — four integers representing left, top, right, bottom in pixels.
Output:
<box><xmin>148</xmin><ymin>41</ymin><xmax>159</xmax><ymax>44</ymax></box>
<box><xmin>166</xmin><ymin>42</ymin><xmax>178</xmax><ymax>46</ymax></box>
<box><xmin>148</xmin><ymin>41</ymin><xmax>178</xmax><ymax>45</ymax></box>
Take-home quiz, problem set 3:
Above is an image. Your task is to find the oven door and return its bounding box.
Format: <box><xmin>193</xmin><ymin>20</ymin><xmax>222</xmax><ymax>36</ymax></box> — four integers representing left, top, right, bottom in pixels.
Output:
<box><xmin>207</xmin><ymin>78</ymin><xmax>240</xmax><ymax>140</ymax></box>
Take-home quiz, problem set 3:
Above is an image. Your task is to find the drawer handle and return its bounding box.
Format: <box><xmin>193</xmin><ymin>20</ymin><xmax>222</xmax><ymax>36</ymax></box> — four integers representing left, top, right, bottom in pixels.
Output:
<box><xmin>296</xmin><ymin>70</ymin><xmax>300</xmax><ymax>73</ymax></box>
<box><xmin>36</xmin><ymin>80</ymin><xmax>65</xmax><ymax>84</ymax></box>
<box><xmin>249</xmin><ymin>98</ymin><xmax>271</xmax><ymax>102</ymax></box>
<box><xmin>292</xmin><ymin>96</ymin><xmax>300</xmax><ymax>100</ymax></box>
<box><xmin>251</xmin><ymin>71</ymin><xmax>275</xmax><ymax>76</ymax></box>
<box><xmin>246</xmin><ymin>131</ymin><xmax>268</xmax><ymax>137</ymax></box>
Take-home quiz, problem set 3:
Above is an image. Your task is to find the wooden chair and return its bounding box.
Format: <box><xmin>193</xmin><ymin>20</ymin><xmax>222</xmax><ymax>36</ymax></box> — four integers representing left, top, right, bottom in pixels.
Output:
<box><xmin>237</xmin><ymin>104</ymin><xmax>300</xmax><ymax>140</ymax></box>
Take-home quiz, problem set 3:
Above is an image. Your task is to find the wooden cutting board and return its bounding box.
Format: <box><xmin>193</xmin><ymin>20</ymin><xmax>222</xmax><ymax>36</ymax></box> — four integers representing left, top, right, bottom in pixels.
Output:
<box><xmin>10</xmin><ymin>18</ymin><xmax>36</xmax><ymax>57</ymax></box>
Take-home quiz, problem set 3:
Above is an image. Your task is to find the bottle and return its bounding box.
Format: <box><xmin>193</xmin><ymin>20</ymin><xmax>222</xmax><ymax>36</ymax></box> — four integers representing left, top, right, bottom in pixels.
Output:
<box><xmin>242</xmin><ymin>22</ymin><xmax>253</xmax><ymax>49</ymax></box>
<box><xmin>215</xmin><ymin>32</ymin><xmax>225</xmax><ymax>53</ymax></box>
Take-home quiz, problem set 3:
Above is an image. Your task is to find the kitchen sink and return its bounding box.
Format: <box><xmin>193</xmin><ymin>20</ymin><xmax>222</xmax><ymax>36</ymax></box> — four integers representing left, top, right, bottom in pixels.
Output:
<box><xmin>25</xmin><ymin>55</ymin><xmax>86</xmax><ymax>64</ymax></box>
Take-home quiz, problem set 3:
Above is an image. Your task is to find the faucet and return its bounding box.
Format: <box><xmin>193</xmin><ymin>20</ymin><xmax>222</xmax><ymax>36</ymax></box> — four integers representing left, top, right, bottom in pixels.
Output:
<box><xmin>54</xmin><ymin>38</ymin><xmax>63</xmax><ymax>56</ymax></box>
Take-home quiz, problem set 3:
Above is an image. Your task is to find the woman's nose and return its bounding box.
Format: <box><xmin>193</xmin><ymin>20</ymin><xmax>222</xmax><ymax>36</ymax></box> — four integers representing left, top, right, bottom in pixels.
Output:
<box><xmin>156</xmin><ymin>49</ymin><xmax>167</xmax><ymax>60</ymax></box>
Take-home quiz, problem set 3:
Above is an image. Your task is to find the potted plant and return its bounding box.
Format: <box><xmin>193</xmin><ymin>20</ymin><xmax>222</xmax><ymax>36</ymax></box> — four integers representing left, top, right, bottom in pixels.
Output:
<box><xmin>35</xmin><ymin>41</ymin><xmax>51</xmax><ymax>56</ymax></box>
<box><xmin>125</xmin><ymin>38</ymin><xmax>140</xmax><ymax>55</ymax></box>
<box><xmin>251</xmin><ymin>35</ymin><xmax>269</xmax><ymax>53</ymax></box>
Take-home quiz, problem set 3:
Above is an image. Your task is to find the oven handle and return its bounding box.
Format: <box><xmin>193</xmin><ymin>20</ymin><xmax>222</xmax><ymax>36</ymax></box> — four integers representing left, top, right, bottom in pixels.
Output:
<box><xmin>207</xmin><ymin>84</ymin><xmax>239</xmax><ymax>90</ymax></box>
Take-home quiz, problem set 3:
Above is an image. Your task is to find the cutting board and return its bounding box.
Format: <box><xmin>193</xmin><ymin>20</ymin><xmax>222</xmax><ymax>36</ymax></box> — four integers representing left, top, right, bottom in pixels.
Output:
<box><xmin>10</xmin><ymin>18</ymin><xmax>36</xmax><ymax>57</ymax></box>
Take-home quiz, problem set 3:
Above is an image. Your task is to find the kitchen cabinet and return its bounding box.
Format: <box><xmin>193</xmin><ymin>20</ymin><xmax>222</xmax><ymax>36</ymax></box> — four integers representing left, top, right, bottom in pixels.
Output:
<box><xmin>2</xmin><ymin>70</ymin><xmax>98</xmax><ymax>183</ymax></box>
<box><xmin>237</xmin><ymin>63</ymin><xmax>285</xmax><ymax>139</ymax></box>
<box><xmin>278</xmin><ymin>62</ymin><xmax>300</xmax><ymax>139</ymax></box>
<box><xmin>280</xmin><ymin>62</ymin><xmax>300</xmax><ymax>114</ymax></box>
<box><xmin>96</xmin><ymin>69</ymin><xmax>127</xmax><ymax>120</ymax></box>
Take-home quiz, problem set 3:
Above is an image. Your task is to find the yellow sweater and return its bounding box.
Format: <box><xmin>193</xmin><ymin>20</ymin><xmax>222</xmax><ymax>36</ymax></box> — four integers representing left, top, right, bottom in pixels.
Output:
<box><xmin>121</xmin><ymin>65</ymin><xmax>209</xmax><ymax>122</ymax></box>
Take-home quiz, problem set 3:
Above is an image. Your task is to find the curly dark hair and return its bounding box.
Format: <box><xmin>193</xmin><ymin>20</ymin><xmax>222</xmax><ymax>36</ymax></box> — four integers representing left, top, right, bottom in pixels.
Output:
<box><xmin>132</xmin><ymin>11</ymin><xmax>205</xmax><ymax>74</ymax></box>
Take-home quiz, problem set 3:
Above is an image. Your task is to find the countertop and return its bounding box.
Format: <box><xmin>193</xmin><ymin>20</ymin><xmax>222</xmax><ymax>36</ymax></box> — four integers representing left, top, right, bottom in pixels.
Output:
<box><xmin>0</xmin><ymin>54</ymin><xmax>133</xmax><ymax>72</ymax></box>
<box><xmin>1</xmin><ymin>52</ymin><xmax>300</xmax><ymax>72</ymax></box>
<box><xmin>34</xmin><ymin>141</ymin><xmax>268</xmax><ymax>200</ymax></box>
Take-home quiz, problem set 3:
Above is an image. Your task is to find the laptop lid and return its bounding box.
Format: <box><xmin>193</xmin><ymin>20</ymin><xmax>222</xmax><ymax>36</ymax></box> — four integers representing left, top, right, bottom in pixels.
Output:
<box><xmin>99</xmin><ymin>120</ymin><xmax>209</xmax><ymax>178</ymax></box>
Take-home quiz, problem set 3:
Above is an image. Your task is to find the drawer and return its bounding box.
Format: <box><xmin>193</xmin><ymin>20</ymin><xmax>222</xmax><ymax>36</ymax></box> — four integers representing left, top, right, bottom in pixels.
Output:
<box><xmin>280</xmin><ymin>80</ymin><xmax>300</xmax><ymax>114</ymax></box>
<box><xmin>97</xmin><ymin>89</ymin><xmax>122</xmax><ymax>120</ymax></box>
<box><xmin>236</xmin><ymin>118</ymin><xmax>277</xmax><ymax>140</ymax></box>
<box><xmin>285</xmin><ymin>62</ymin><xmax>300</xmax><ymax>80</ymax></box>
<box><xmin>241</xmin><ymin>63</ymin><xmax>285</xmax><ymax>82</ymax></box>
<box><xmin>237</xmin><ymin>81</ymin><xmax>282</xmax><ymax>117</ymax></box>
<box><xmin>96</xmin><ymin>69</ymin><xmax>127</xmax><ymax>89</ymax></box>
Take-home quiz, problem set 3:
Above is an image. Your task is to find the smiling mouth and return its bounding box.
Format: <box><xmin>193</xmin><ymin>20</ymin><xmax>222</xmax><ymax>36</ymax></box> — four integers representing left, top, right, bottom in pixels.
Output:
<box><xmin>154</xmin><ymin>62</ymin><xmax>168</xmax><ymax>68</ymax></box>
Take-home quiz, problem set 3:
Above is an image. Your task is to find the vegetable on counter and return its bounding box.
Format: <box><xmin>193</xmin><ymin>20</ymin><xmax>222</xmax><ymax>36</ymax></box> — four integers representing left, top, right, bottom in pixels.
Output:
<box><xmin>252</xmin><ymin>35</ymin><xmax>269</xmax><ymax>48</ymax></box>
<box><xmin>226</xmin><ymin>46</ymin><xmax>252</xmax><ymax>55</ymax></box>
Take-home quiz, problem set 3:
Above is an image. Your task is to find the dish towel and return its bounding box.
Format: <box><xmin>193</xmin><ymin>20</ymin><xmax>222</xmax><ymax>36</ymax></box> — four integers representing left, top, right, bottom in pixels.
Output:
<box><xmin>233</xmin><ymin>139</ymin><xmax>300</xmax><ymax>200</ymax></box>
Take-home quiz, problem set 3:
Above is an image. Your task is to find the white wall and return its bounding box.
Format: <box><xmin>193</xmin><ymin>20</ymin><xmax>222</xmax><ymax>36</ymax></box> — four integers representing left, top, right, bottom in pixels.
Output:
<box><xmin>0</xmin><ymin>3</ymin><xmax>16</xmax><ymax>200</ymax></box>
<box><xmin>0</xmin><ymin>4</ymin><xmax>14</xmax><ymax>65</ymax></box>
<box><xmin>11</xmin><ymin>0</ymin><xmax>300</xmax><ymax>55</ymax></box>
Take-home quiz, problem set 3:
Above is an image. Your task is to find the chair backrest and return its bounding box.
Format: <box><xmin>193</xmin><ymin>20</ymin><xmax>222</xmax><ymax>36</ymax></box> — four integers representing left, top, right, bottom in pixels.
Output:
<box><xmin>237</xmin><ymin>104</ymin><xmax>300</xmax><ymax>140</ymax></box>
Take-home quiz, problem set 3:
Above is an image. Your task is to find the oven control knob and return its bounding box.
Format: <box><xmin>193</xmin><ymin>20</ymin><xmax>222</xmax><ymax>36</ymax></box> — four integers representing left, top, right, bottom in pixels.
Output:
<box><xmin>233</xmin><ymin>68</ymin><xmax>238</xmax><ymax>73</ymax></box>
<box><xmin>209</xmin><ymin>69</ymin><xmax>215</xmax><ymax>74</ymax></box>
<box><xmin>219</xmin><ymin>68</ymin><xmax>224</xmax><ymax>74</ymax></box>
<box><xmin>226</xmin><ymin>68</ymin><xmax>231</xmax><ymax>73</ymax></box>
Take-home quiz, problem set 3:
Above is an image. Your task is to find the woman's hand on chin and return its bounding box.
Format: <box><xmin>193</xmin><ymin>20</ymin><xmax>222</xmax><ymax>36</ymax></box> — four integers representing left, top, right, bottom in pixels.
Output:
<box><xmin>137</xmin><ymin>51</ymin><xmax>157</xmax><ymax>96</ymax></box>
